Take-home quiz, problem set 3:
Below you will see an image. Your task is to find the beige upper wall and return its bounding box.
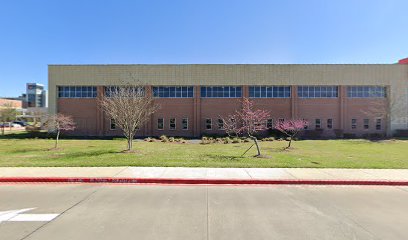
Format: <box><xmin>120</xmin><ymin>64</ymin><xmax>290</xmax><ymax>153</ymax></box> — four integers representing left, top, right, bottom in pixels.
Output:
<box><xmin>48</xmin><ymin>64</ymin><xmax>408</xmax><ymax>132</ymax></box>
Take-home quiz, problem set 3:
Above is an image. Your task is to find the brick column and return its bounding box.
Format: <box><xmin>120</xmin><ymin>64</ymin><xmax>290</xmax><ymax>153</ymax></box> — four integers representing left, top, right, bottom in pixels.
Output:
<box><xmin>145</xmin><ymin>85</ymin><xmax>153</xmax><ymax>137</ymax></box>
<box><xmin>339</xmin><ymin>86</ymin><xmax>346</xmax><ymax>130</ymax></box>
<box><xmin>291</xmin><ymin>86</ymin><xmax>298</xmax><ymax>119</ymax></box>
<box><xmin>96</xmin><ymin>86</ymin><xmax>105</xmax><ymax>136</ymax></box>
<box><xmin>193</xmin><ymin>86</ymin><xmax>201</xmax><ymax>137</ymax></box>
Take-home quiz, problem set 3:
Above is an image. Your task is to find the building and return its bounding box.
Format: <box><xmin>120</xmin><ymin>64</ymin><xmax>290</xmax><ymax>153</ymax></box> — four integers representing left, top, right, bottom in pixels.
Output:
<box><xmin>0</xmin><ymin>98</ymin><xmax>22</xmax><ymax>109</ymax></box>
<box><xmin>48</xmin><ymin>61</ymin><xmax>408</xmax><ymax>138</ymax></box>
<box><xmin>26</xmin><ymin>83</ymin><xmax>47</xmax><ymax>108</ymax></box>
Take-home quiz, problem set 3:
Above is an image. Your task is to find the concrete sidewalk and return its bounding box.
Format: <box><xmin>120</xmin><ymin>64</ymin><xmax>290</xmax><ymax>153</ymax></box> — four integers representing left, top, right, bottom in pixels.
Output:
<box><xmin>1</xmin><ymin>167</ymin><xmax>408</xmax><ymax>182</ymax></box>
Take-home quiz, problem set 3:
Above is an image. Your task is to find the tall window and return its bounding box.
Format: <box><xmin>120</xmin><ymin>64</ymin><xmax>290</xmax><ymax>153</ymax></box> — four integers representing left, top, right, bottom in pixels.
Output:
<box><xmin>217</xmin><ymin>119</ymin><xmax>224</xmax><ymax>130</ymax></box>
<box><xmin>347</xmin><ymin>86</ymin><xmax>387</xmax><ymax>98</ymax></box>
<box><xmin>110</xmin><ymin>119</ymin><xmax>116</xmax><ymax>130</ymax></box>
<box><xmin>376</xmin><ymin>119</ymin><xmax>382</xmax><ymax>130</ymax></box>
<box><xmin>157</xmin><ymin>118</ymin><xmax>164</xmax><ymax>130</ymax></box>
<box><xmin>169</xmin><ymin>118</ymin><xmax>176</xmax><ymax>130</ymax></box>
<box><xmin>266</xmin><ymin>119</ymin><xmax>273</xmax><ymax>129</ymax></box>
<box><xmin>153</xmin><ymin>86</ymin><xmax>194</xmax><ymax>98</ymax></box>
<box><xmin>249</xmin><ymin>86</ymin><xmax>291</xmax><ymax>98</ymax></box>
<box><xmin>182</xmin><ymin>118</ymin><xmax>188</xmax><ymax>130</ymax></box>
<box><xmin>351</xmin><ymin>119</ymin><xmax>357</xmax><ymax>129</ymax></box>
<box><xmin>205</xmin><ymin>119</ymin><xmax>212</xmax><ymax>130</ymax></box>
<box><xmin>315</xmin><ymin>119</ymin><xmax>321</xmax><ymax>129</ymax></box>
<box><xmin>58</xmin><ymin>86</ymin><xmax>97</xmax><ymax>98</ymax></box>
<box><xmin>327</xmin><ymin>119</ymin><xmax>333</xmax><ymax>129</ymax></box>
<box><xmin>201</xmin><ymin>86</ymin><xmax>242</xmax><ymax>98</ymax></box>
<box><xmin>298</xmin><ymin>86</ymin><xmax>338</xmax><ymax>98</ymax></box>
<box><xmin>364</xmin><ymin>119</ymin><xmax>369</xmax><ymax>129</ymax></box>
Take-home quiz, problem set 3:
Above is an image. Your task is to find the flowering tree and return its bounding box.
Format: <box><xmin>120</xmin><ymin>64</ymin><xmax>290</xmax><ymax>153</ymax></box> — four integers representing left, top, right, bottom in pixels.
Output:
<box><xmin>44</xmin><ymin>114</ymin><xmax>76</xmax><ymax>148</ymax></box>
<box><xmin>223</xmin><ymin>98</ymin><xmax>270</xmax><ymax>156</ymax></box>
<box><xmin>274</xmin><ymin>119</ymin><xmax>308</xmax><ymax>149</ymax></box>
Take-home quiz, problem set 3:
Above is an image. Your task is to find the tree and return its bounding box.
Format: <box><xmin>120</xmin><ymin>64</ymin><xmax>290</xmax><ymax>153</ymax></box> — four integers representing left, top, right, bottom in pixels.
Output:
<box><xmin>44</xmin><ymin>114</ymin><xmax>76</xmax><ymax>148</ymax></box>
<box><xmin>275</xmin><ymin>119</ymin><xmax>308</xmax><ymax>149</ymax></box>
<box><xmin>222</xmin><ymin>98</ymin><xmax>270</xmax><ymax>156</ymax></box>
<box><xmin>99</xmin><ymin>86</ymin><xmax>159</xmax><ymax>151</ymax></box>
<box><xmin>0</xmin><ymin>103</ymin><xmax>17</xmax><ymax>135</ymax></box>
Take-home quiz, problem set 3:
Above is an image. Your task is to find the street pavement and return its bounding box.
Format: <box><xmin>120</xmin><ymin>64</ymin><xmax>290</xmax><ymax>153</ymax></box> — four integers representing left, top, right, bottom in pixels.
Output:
<box><xmin>1</xmin><ymin>184</ymin><xmax>408</xmax><ymax>240</ymax></box>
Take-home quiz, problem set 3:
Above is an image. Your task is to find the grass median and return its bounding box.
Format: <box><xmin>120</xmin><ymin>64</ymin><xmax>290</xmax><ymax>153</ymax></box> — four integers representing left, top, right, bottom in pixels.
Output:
<box><xmin>0</xmin><ymin>137</ymin><xmax>408</xmax><ymax>168</ymax></box>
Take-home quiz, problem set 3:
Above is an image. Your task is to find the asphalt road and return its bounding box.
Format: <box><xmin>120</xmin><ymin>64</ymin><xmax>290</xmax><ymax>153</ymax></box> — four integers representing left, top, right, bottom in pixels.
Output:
<box><xmin>1</xmin><ymin>184</ymin><xmax>408</xmax><ymax>240</ymax></box>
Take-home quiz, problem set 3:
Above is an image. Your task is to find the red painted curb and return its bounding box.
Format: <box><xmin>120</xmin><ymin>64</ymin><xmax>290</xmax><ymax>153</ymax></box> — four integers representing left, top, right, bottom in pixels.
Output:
<box><xmin>0</xmin><ymin>177</ymin><xmax>408</xmax><ymax>186</ymax></box>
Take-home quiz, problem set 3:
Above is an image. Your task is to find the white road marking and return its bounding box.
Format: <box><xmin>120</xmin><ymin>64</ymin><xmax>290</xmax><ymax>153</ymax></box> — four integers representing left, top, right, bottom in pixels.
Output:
<box><xmin>0</xmin><ymin>208</ymin><xmax>59</xmax><ymax>222</ymax></box>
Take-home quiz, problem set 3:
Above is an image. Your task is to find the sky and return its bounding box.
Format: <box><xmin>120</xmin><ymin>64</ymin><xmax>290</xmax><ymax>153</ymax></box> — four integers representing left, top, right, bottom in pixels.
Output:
<box><xmin>1</xmin><ymin>0</ymin><xmax>408</xmax><ymax>97</ymax></box>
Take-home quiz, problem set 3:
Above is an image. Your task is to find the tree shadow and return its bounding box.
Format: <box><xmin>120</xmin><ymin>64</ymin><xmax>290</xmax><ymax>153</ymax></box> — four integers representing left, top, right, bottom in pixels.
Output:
<box><xmin>62</xmin><ymin>150</ymin><xmax>118</xmax><ymax>159</ymax></box>
<box><xmin>203</xmin><ymin>154</ymin><xmax>244</xmax><ymax>161</ymax></box>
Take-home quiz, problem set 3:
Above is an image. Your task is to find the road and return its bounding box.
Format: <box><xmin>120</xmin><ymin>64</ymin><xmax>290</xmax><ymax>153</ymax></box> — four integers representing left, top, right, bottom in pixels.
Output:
<box><xmin>1</xmin><ymin>184</ymin><xmax>408</xmax><ymax>240</ymax></box>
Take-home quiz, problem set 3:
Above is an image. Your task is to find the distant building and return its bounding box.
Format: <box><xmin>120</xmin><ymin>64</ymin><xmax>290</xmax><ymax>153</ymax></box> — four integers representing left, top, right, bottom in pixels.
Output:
<box><xmin>0</xmin><ymin>98</ymin><xmax>22</xmax><ymax>109</ymax></box>
<box><xmin>26</xmin><ymin>83</ymin><xmax>47</xmax><ymax>108</ymax></box>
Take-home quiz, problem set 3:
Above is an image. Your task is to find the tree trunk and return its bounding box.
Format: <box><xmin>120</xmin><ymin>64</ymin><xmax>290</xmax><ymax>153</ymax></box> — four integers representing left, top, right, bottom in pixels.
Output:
<box><xmin>55</xmin><ymin>130</ymin><xmax>60</xmax><ymax>149</ymax></box>
<box><xmin>251</xmin><ymin>136</ymin><xmax>261</xmax><ymax>156</ymax></box>
<box><xmin>287</xmin><ymin>138</ymin><xmax>292</xmax><ymax>149</ymax></box>
<box><xmin>1</xmin><ymin>126</ymin><xmax>4</xmax><ymax>135</ymax></box>
<box><xmin>127</xmin><ymin>134</ymin><xmax>133</xmax><ymax>151</ymax></box>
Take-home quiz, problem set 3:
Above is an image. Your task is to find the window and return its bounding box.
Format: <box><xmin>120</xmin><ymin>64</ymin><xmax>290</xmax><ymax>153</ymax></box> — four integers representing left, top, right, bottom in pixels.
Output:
<box><xmin>217</xmin><ymin>119</ymin><xmax>224</xmax><ymax>130</ymax></box>
<box><xmin>327</xmin><ymin>119</ymin><xmax>333</xmax><ymax>129</ymax></box>
<box><xmin>169</xmin><ymin>118</ymin><xmax>176</xmax><ymax>130</ymax></box>
<box><xmin>205</xmin><ymin>119</ymin><xmax>212</xmax><ymax>130</ymax></box>
<box><xmin>278</xmin><ymin>118</ymin><xmax>285</xmax><ymax>123</ymax></box>
<box><xmin>303</xmin><ymin>119</ymin><xmax>308</xmax><ymax>129</ymax></box>
<box><xmin>347</xmin><ymin>86</ymin><xmax>387</xmax><ymax>98</ymax></box>
<box><xmin>182</xmin><ymin>118</ymin><xmax>188</xmax><ymax>130</ymax></box>
<box><xmin>315</xmin><ymin>119</ymin><xmax>321</xmax><ymax>129</ymax></box>
<box><xmin>157</xmin><ymin>118</ymin><xmax>164</xmax><ymax>130</ymax></box>
<box><xmin>364</xmin><ymin>119</ymin><xmax>369</xmax><ymax>129</ymax></box>
<box><xmin>110</xmin><ymin>119</ymin><xmax>116</xmax><ymax>130</ymax></box>
<box><xmin>153</xmin><ymin>86</ymin><xmax>194</xmax><ymax>98</ymax></box>
<box><xmin>58</xmin><ymin>86</ymin><xmax>97</xmax><ymax>98</ymax></box>
<box><xmin>249</xmin><ymin>86</ymin><xmax>291</xmax><ymax>98</ymax></box>
<box><xmin>200</xmin><ymin>86</ymin><xmax>242</xmax><ymax>98</ymax></box>
<box><xmin>376</xmin><ymin>119</ymin><xmax>382</xmax><ymax>130</ymax></box>
<box><xmin>266</xmin><ymin>119</ymin><xmax>273</xmax><ymax>129</ymax></box>
<box><xmin>351</xmin><ymin>119</ymin><xmax>357</xmax><ymax>129</ymax></box>
<box><xmin>104</xmin><ymin>86</ymin><xmax>145</xmax><ymax>97</ymax></box>
<box><xmin>298</xmin><ymin>86</ymin><xmax>338</xmax><ymax>98</ymax></box>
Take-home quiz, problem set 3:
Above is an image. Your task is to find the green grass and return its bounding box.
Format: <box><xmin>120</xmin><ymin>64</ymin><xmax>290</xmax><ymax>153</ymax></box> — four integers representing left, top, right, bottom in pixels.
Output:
<box><xmin>0</xmin><ymin>136</ymin><xmax>408</xmax><ymax>168</ymax></box>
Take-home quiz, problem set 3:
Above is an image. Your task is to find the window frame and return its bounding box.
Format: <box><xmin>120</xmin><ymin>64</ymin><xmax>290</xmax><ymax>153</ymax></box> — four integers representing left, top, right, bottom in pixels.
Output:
<box><xmin>327</xmin><ymin>119</ymin><xmax>333</xmax><ymax>129</ymax></box>
<box><xmin>182</xmin><ymin>118</ymin><xmax>189</xmax><ymax>130</ymax></box>
<box><xmin>351</xmin><ymin>119</ymin><xmax>357</xmax><ymax>129</ymax></box>
<box><xmin>364</xmin><ymin>119</ymin><xmax>370</xmax><ymax>129</ymax></box>
<box><xmin>376</xmin><ymin>118</ymin><xmax>382</xmax><ymax>130</ymax></box>
<box><xmin>110</xmin><ymin>119</ymin><xmax>116</xmax><ymax>130</ymax></box>
<box><xmin>169</xmin><ymin>118</ymin><xmax>176</xmax><ymax>130</ymax></box>
<box><xmin>157</xmin><ymin>118</ymin><xmax>164</xmax><ymax>130</ymax></box>
<box><xmin>315</xmin><ymin>119</ymin><xmax>321</xmax><ymax>129</ymax></box>
<box><xmin>205</xmin><ymin>118</ymin><xmax>212</xmax><ymax>130</ymax></box>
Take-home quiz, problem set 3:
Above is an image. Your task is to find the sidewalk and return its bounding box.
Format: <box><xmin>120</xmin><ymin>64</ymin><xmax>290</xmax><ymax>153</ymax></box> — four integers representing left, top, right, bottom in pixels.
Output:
<box><xmin>1</xmin><ymin>167</ymin><xmax>408</xmax><ymax>185</ymax></box>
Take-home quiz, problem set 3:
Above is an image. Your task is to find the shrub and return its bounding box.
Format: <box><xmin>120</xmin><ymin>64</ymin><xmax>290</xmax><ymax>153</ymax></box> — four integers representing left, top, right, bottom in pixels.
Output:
<box><xmin>160</xmin><ymin>135</ymin><xmax>169</xmax><ymax>142</ymax></box>
<box><xmin>232</xmin><ymin>137</ymin><xmax>241</xmax><ymax>143</ymax></box>
<box><xmin>168</xmin><ymin>137</ymin><xmax>175</xmax><ymax>142</ymax></box>
<box><xmin>223</xmin><ymin>137</ymin><xmax>232</xmax><ymax>144</ymax></box>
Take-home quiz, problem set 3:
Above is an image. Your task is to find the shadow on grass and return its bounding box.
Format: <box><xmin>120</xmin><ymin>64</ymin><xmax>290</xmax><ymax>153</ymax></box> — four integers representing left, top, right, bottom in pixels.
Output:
<box><xmin>56</xmin><ymin>150</ymin><xmax>119</xmax><ymax>159</ymax></box>
<box><xmin>7</xmin><ymin>148</ymin><xmax>50</xmax><ymax>154</ymax></box>
<box><xmin>203</xmin><ymin>154</ymin><xmax>245</xmax><ymax>161</ymax></box>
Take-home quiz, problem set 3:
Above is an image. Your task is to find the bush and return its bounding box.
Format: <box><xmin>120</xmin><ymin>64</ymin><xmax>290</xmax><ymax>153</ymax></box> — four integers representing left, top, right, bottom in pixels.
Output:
<box><xmin>223</xmin><ymin>137</ymin><xmax>232</xmax><ymax>144</ymax></box>
<box><xmin>160</xmin><ymin>135</ymin><xmax>169</xmax><ymax>142</ymax></box>
<box><xmin>168</xmin><ymin>137</ymin><xmax>175</xmax><ymax>142</ymax></box>
<box><xmin>232</xmin><ymin>137</ymin><xmax>241</xmax><ymax>143</ymax></box>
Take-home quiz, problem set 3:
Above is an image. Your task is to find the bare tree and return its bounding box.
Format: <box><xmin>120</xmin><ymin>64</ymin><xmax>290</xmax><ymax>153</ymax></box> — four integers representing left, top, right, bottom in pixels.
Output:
<box><xmin>44</xmin><ymin>114</ymin><xmax>76</xmax><ymax>148</ymax></box>
<box><xmin>99</xmin><ymin>86</ymin><xmax>159</xmax><ymax>151</ymax></box>
<box><xmin>275</xmin><ymin>119</ymin><xmax>308</xmax><ymax>149</ymax></box>
<box><xmin>222</xmin><ymin>98</ymin><xmax>270</xmax><ymax>156</ymax></box>
<box><xmin>0</xmin><ymin>103</ymin><xmax>17</xmax><ymax>135</ymax></box>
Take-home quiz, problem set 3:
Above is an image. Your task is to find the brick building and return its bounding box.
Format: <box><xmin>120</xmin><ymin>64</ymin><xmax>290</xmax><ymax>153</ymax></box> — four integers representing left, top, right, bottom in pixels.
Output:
<box><xmin>48</xmin><ymin>61</ymin><xmax>408</xmax><ymax>137</ymax></box>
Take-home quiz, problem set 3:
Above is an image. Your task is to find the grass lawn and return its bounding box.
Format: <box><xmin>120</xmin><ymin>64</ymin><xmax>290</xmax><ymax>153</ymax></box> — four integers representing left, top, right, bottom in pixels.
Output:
<box><xmin>0</xmin><ymin>135</ymin><xmax>408</xmax><ymax>168</ymax></box>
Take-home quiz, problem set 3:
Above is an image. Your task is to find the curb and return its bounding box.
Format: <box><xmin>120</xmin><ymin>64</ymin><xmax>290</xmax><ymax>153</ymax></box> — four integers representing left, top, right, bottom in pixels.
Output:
<box><xmin>1</xmin><ymin>177</ymin><xmax>408</xmax><ymax>186</ymax></box>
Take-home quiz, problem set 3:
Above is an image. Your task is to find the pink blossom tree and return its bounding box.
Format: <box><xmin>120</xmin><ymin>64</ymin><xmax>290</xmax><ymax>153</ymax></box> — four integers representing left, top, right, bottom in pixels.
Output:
<box><xmin>44</xmin><ymin>114</ymin><xmax>76</xmax><ymax>149</ymax></box>
<box><xmin>223</xmin><ymin>98</ymin><xmax>270</xmax><ymax>156</ymax></box>
<box><xmin>274</xmin><ymin>119</ymin><xmax>308</xmax><ymax>149</ymax></box>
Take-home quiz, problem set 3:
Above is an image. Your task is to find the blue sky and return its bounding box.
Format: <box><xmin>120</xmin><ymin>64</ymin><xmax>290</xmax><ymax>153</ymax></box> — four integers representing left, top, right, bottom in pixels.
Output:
<box><xmin>1</xmin><ymin>0</ymin><xmax>408</xmax><ymax>97</ymax></box>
